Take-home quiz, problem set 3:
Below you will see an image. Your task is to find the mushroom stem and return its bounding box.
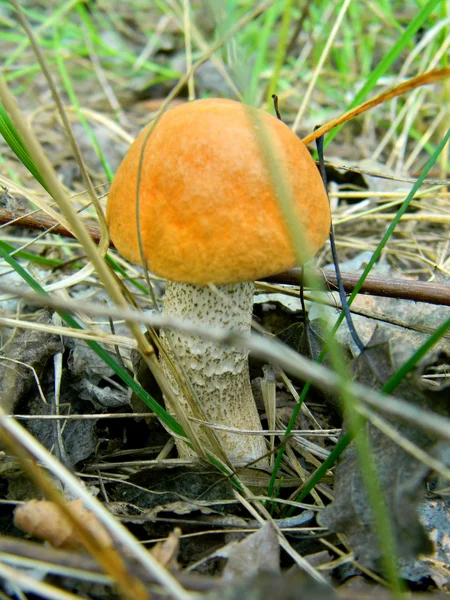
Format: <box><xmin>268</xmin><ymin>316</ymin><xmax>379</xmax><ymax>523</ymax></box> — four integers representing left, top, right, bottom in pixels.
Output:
<box><xmin>160</xmin><ymin>281</ymin><xmax>267</xmax><ymax>466</ymax></box>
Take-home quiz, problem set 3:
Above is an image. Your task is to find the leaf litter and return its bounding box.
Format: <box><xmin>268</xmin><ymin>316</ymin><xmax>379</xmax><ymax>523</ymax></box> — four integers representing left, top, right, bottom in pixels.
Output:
<box><xmin>1</xmin><ymin>3</ymin><xmax>450</xmax><ymax>597</ymax></box>
<box><xmin>1</xmin><ymin>196</ymin><xmax>449</xmax><ymax>596</ymax></box>
<box><xmin>318</xmin><ymin>329</ymin><xmax>450</xmax><ymax>576</ymax></box>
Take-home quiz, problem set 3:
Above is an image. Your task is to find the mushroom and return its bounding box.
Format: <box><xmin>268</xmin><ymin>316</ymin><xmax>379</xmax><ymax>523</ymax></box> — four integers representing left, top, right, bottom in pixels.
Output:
<box><xmin>106</xmin><ymin>98</ymin><xmax>330</xmax><ymax>466</ymax></box>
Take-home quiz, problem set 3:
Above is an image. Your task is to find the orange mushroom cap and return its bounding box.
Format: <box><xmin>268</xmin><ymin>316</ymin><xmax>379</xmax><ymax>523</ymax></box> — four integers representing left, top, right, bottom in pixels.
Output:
<box><xmin>106</xmin><ymin>98</ymin><xmax>330</xmax><ymax>285</ymax></box>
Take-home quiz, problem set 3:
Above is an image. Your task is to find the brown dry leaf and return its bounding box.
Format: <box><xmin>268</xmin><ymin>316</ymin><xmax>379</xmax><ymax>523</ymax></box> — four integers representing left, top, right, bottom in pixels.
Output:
<box><xmin>318</xmin><ymin>330</ymin><xmax>450</xmax><ymax>573</ymax></box>
<box><xmin>14</xmin><ymin>499</ymin><xmax>113</xmax><ymax>550</ymax></box>
<box><xmin>150</xmin><ymin>527</ymin><xmax>181</xmax><ymax>570</ymax></box>
<box><xmin>0</xmin><ymin>308</ymin><xmax>62</xmax><ymax>413</ymax></box>
<box><xmin>119</xmin><ymin>464</ymin><xmax>235</xmax><ymax>509</ymax></box>
<box><xmin>218</xmin><ymin>522</ymin><xmax>280</xmax><ymax>581</ymax></box>
<box><xmin>204</xmin><ymin>570</ymin><xmax>338</xmax><ymax>600</ymax></box>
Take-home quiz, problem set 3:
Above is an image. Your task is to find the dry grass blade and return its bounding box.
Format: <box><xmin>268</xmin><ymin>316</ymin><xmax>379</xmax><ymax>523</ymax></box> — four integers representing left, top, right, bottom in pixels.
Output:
<box><xmin>0</xmin><ymin>560</ymin><xmax>81</xmax><ymax>600</ymax></box>
<box><xmin>0</xmin><ymin>536</ymin><xmax>219</xmax><ymax>592</ymax></box>
<box><xmin>0</xmin><ymin>420</ymin><xmax>149</xmax><ymax>600</ymax></box>
<box><xmin>2</xmin><ymin>282</ymin><xmax>450</xmax><ymax>444</ymax></box>
<box><xmin>9</xmin><ymin>0</ymin><xmax>109</xmax><ymax>257</ymax></box>
<box><xmin>0</xmin><ymin>316</ymin><xmax>137</xmax><ymax>348</ymax></box>
<box><xmin>1</xmin><ymin>203</ymin><xmax>448</xmax><ymax>304</ymax></box>
<box><xmin>302</xmin><ymin>68</ymin><xmax>450</xmax><ymax>145</ymax></box>
<box><xmin>292</xmin><ymin>0</ymin><xmax>352</xmax><ymax>130</ymax></box>
<box><xmin>127</xmin><ymin>0</ymin><xmax>279</xmax><ymax>466</ymax></box>
<box><xmin>0</xmin><ymin>36</ymin><xmax>200</xmax><ymax>460</ymax></box>
<box><xmin>234</xmin><ymin>490</ymin><xmax>327</xmax><ymax>585</ymax></box>
<box><xmin>361</xmin><ymin>407</ymin><xmax>450</xmax><ymax>482</ymax></box>
<box><xmin>0</xmin><ymin>410</ymin><xmax>192</xmax><ymax>600</ymax></box>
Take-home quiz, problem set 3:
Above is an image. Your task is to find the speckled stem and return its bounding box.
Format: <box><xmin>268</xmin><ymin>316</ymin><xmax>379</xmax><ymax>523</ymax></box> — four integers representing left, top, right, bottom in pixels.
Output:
<box><xmin>160</xmin><ymin>282</ymin><xmax>267</xmax><ymax>465</ymax></box>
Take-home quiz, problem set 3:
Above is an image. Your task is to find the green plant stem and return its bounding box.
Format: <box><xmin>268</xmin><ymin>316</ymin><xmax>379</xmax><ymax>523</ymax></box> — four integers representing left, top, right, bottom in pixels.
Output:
<box><xmin>54</xmin><ymin>31</ymin><xmax>114</xmax><ymax>181</ymax></box>
<box><xmin>0</xmin><ymin>102</ymin><xmax>48</xmax><ymax>191</ymax></box>
<box><xmin>323</xmin><ymin>0</ymin><xmax>441</xmax><ymax>149</ymax></box>
<box><xmin>282</xmin><ymin>126</ymin><xmax>450</xmax><ymax>509</ymax></box>
<box><xmin>266</xmin><ymin>0</ymin><xmax>292</xmax><ymax>103</ymax></box>
<box><xmin>0</xmin><ymin>240</ymin><xmax>78</xmax><ymax>267</ymax></box>
<box><xmin>0</xmin><ymin>243</ymin><xmax>184</xmax><ymax>437</ymax></box>
<box><xmin>274</xmin><ymin>126</ymin><xmax>450</xmax><ymax>508</ymax></box>
<box><xmin>293</xmin><ymin>314</ymin><xmax>450</xmax><ymax>503</ymax></box>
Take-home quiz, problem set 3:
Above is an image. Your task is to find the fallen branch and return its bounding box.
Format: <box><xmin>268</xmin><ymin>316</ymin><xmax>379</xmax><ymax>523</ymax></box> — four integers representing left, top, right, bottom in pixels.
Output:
<box><xmin>1</xmin><ymin>207</ymin><xmax>449</xmax><ymax>306</ymax></box>
<box><xmin>266</xmin><ymin>269</ymin><xmax>450</xmax><ymax>306</ymax></box>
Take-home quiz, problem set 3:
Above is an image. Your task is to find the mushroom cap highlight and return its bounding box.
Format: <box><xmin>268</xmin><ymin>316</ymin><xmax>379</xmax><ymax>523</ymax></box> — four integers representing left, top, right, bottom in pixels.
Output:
<box><xmin>107</xmin><ymin>98</ymin><xmax>330</xmax><ymax>285</ymax></box>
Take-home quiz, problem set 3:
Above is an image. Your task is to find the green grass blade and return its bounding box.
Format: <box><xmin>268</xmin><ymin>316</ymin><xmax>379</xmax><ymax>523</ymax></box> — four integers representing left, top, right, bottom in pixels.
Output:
<box><xmin>269</xmin><ymin>126</ymin><xmax>450</xmax><ymax>505</ymax></box>
<box><xmin>243</xmin><ymin>3</ymin><xmax>279</xmax><ymax>104</ymax></box>
<box><xmin>336</xmin><ymin>126</ymin><xmax>450</xmax><ymax>315</ymax></box>
<box><xmin>382</xmin><ymin>317</ymin><xmax>450</xmax><ymax>395</ymax></box>
<box><xmin>0</xmin><ymin>244</ymin><xmax>184</xmax><ymax>437</ymax></box>
<box><xmin>0</xmin><ymin>240</ymin><xmax>76</xmax><ymax>267</ymax></box>
<box><xmin>0</xmin><ymin>239</ymin><xmax>156</xmax><ymax>295</ymax></box>
<box><xmin>75</xmin><ymin>2</ymin><xmax>179</xmax><ymax>79</ymax></box>
<box><xmin>53</xmin><ymin>31</ymin><xmax>114</xmax><ymax>182</ymax></box>
<box><xmin>294</xmin><ymin>316</ymin><xmax>450</xmax><ymax>505</ymax></box>
<box><xmin>324</xmin><ymin>0</ymin><xmax>441</xmax><ymax>148</ymax></box>
<box><xmin>3</xmin><ymin>0</ymin><xmax>81</xmax><ymax>70</ymax></box>
<box><xmin>266</xmin><ymin>0</ymin><xmax>292</xmax><ymax>103</ymax></box>
<box><xmin>0</xmin><ymin>102</ymin><xmax>49</xmax><ymax>191</ymax></box>
<box><xmin>105</xmin><ymin>253</ymin><xmax>151</xmax><ymax>296</ymax></box>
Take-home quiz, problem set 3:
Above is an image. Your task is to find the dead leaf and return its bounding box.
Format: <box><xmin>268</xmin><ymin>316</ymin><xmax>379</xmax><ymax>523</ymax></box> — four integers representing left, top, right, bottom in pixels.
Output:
<box><xmin>14</xmin><ymin>499</ymin><xmax>112</xmax><ymax>550</ymax></box>
<box><xmin>0</xmin><ymin>309</ymin><xmax>62</xmax><ymax>413</ymax></box>
<box><xmin>203</xmin><ymin>570</ymin><xmax>339</xmax><ymax>600</ymax></box>
<box><xmin>318</xmin><ymin>329</ymin><xmax>450</xmax><ymax>573</ymax></box>
<box><xmin>151</xmin><ymin>527</ymin><xmax>181</xmax><ymax>570</ymax></box>
<box><xmin>24</xmin><ymin>393</ymin><xmax>98</xmax><ymax>467</ymax></box>
<box><xmin>218</xmin><ymin>522</ymin><xmax>280</xmax><ymax>581</ymax></box>
<box><xmin>117</xmin><ymin>465</ymin><xmax>235</xmax><ymax>509</ymax></box>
